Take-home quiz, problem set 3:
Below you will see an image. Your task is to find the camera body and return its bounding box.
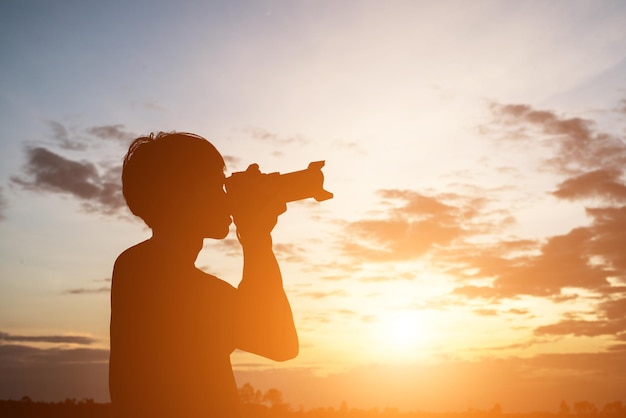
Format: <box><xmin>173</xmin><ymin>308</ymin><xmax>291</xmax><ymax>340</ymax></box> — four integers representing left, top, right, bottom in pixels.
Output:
<box><xmin>225</xmin><ymin>161</ymin><xmax>333</xmax><ymax>208</ymax></box>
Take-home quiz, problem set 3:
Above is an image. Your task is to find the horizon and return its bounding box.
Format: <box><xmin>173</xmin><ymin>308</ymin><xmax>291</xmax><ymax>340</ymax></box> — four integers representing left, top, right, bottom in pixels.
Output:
<box><xmin>1</xmin><ymin>382</ymin><xmax>624</xmax><ymax>416</ymax></box>
<box><xmin>1</xmin><ymin>0</ymin><xmax>626</xmax><ymax>413</ymax></box>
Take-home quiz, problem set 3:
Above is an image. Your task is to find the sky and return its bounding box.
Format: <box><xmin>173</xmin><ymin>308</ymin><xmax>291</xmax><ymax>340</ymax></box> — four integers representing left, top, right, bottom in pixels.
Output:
<box><xmin>1</xmin><ymin>0</ymin><xmax>626</xmax><ymax>413</ymax></box>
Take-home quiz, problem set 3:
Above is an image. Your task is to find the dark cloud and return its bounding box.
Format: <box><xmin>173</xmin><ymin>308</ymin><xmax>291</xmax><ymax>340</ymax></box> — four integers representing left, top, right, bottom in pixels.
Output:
<box><xmin>42</xmin><ymin>120</ymin><xmax>136</xmax><ymax>150</ymax></box>
<box><xmin>86</xmin><ymin>124</ymin><xmax>135</xmax><ymax>143</ymax></box>
<box><xmin>338</xmin><ymin>101</ymin><xmax>626</xmax><ymax>306</ymax></box>
<box><xmin>0</xmin><ymin>186</ymin><xmax>7</xmax><ymax>221</ymax></box>
<box><xmin>64</xmin><ymin>278</ymin><xmax>111</xmax><ymax>295</ymax></box>
<box><xmin>12</xmin><ymin>147</ymin><xmax>101</xmax><ymax>197</ymax></box>
<box><xmin>586</xmin><ymin>205</ymin><xmax>626</xmax><ymax>276</ymax></box>
<box><xmin>489</xmin><ymin>228</ymin><xmax>609</xmax><ymax>296</ymax></box>
<box><xmin>444</xmin><ymin>101</ymin><xmax>626</xmax><ymax>302</ymax></box>
<box><xmin>0</xmin><ymin>344</ymin><xmax>109</xmax><ymax>367</ymax></box>
<box><xmin>64</xmin><ymin>286</ymin><xmax>110</xmax><ymax>295</ymax></box>
<box><xmin>0</xmin><ymin>344</ymin><xmax>108</xmax><ymax>364</ymax></box>
<box><xmin>494</xmin><ymin>102</ymin><xmax>626</xmax><ymax>292</ymax></box>
<box><xmin>553</xmin><ymin>169</ymin><xmax>626</xmax><ymax>201</ymax></box>
<box><xmin>0</xmin><ymin>344</ymin><xmax>109</xmax><ymax>402</ymax></box>
<box><xmin>451</xmin><ymin>227</ymin><xmax>612</xmax><ymax>299</ymax></box>
<box><xmin>534</xmin><ymin>296</ymin><xmax>626</xmax><ymax>339</ymax></box>
<box><xmin>534</xmin><ymin>317</ymin><xmax>626</xmax><ymax>338</ymax></box>
<box><xmin>44</xmin><ymin>120</ymin><xmax>87</xmax><ymax>151</ymax></box>
<box><xmin>490</xmin><ymin>102</ymin><xmax>626</xmax><ymax>174</ymax></box>
<box><xmin>223</xmin><ymin>155</ymin><xmax>243</xmax><ymax>169</ymax></box>
<box><xmin>11</xmin><ymin>146</ymin><xmax>125</xmax><ymax>215</ymax></box>
<box><xmin>0</xmin><ymin>331</ymin><xmax>96</xmax><ymax>345</ymax></box>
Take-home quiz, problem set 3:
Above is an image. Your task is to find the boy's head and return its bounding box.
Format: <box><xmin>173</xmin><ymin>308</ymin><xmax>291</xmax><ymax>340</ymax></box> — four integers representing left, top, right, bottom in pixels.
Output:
<box><xmin>122</xmin><ymin>132</ymin><xmax>231</xmax><ymax>238</ymax></box>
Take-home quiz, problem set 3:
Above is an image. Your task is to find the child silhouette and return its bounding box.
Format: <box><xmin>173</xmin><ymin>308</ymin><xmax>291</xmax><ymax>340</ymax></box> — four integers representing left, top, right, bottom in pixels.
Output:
<box><xmin>109</xmin><ymin>132</ymin><xmax>298</xmax><ymax>417</ymax></box>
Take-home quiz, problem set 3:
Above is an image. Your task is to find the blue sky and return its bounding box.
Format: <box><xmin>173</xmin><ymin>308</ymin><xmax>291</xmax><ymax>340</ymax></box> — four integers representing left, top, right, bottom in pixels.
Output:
<box><xmin>1</xmin><ymin>0</ymin><xmax>626</xmax><ymax>412</ymax></box>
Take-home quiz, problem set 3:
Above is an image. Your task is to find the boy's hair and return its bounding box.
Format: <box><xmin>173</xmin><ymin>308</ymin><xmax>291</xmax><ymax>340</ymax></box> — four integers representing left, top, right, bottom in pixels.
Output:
<box><xmin>122</xmin><ymin>132</ymin><xmax>225</xmax><ymax>228</ymax></box>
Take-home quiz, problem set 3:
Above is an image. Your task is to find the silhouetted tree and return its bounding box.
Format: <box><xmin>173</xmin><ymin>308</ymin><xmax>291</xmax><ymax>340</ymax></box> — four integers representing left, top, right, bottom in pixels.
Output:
<box><xmin>559</xmin><ymin>400</ymin><xmax>571</xmax><ymax>415</ymax></box>
<box><xmin>263</xmin><ymin>387</ymin><xmax>291</xmax><ymax>417</ymax></box>
<box><xmin>574</xmin><ymin>401</ymin><xmax>597</xmax><ymax>415</ymax></box>
<box><xmin>240</xmin><ymin>382</ymin><xmax>264</xmax><ymax>405</ymax></box>
<box><xmin>490</xmin><ymin>403</ymin><xmax>502</xmax><ymax>415</ymax></box>
<box><xmin>263</xmin><ymin>388</ymin><xmax>284</xmax><ymax>407</ymax></box>
<box><xmin>602</xmin><ymin>401</ymin><xmax>624</xmax><ymax>414</ymax></box>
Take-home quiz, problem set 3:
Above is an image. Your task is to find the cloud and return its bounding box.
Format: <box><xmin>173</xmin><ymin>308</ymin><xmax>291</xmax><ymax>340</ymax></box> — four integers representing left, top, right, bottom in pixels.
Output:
<box><xmin>496</xmin><ymin>228</ymin><xmax>608</xmax><ymax>296</ymax></box>
<box><xmin>63</xmin><ymin>278</ymin><xmax>112</xmax><ymax>295</ymax></box>
<box><xmin>296</xmin><ymin>289</ymin><xmax>346</xmax><ymax>300</ymax></box>
<box><xmin>86</xmin><ymin>124</ymin><xmax>135</xmax><ymax>143</ymax></box>
<box><xmin>0</xmin><ymin>331</ymin><xmax>96</xmax><ymax>345</ymax></box>
<box><xmin>11</xmin><ymin>146</ymin><xmax>125</xmax><ymax>215</ymax></box>
<box><xmin>0</xmin><ymin>344</ymin><xmax>109</xmax><ymax>402</ymax></box>
<box><xmin>553</xmin><ymin>169</ymin><xmax>626</xmax><ymax>201</ymax></box>
<box><xmin>534</xmin><ymin>296</ymin><xmax>626</xmax><ymax>338</ymax></box>
<box><xmin>130</xmin><ymin>100</ymin><xmax>166</xmax><ymax>111</ymax></box>
<box><xmin>223</xmin><ymin>155</ymin><xmax>243</xmax><ymax>169</ymax></box>
<box><xmin>0</xmin><ymin>344</ymin><xmax>107</xmax><ymax>364</ymax></box>
<box><xmin>473</xmin><ymin>308</ymin><xmax>498</xmax><ymax>316</ymax></box>
<box><xmin>273</xmin><ymin>243</ymin><xmax>307</xmax><ymax>263</ymax></box>
<box><xmin>336</xmin><ymin>100</ymin><xmax>626</xmax><ymax>307</ymax></box>
<box><xmin>42</xmin><ymin>120</ymin><xmax>136</xmax><ymax>150</ymax></box>
<box><xmin>486</xmin><ymin>103</ymin><xmax>626</xmax><ymax>290</ymax></box>
<box><xmin>534</xmin><ymin>318</ymin><xmax>625</xmax><ymax>338</ymax></box>
<box><xmin>489</xmin><ymin>102</ymin><xmax>626</xmax><ymax>174</ymax></box>
<box><xmin>340</xmin><ymin>189</ymin><xmax>470</xmax><ymax>262</ymax></box>
<box><xmin>451</xmin><ymin>227</ymin><xmax>614</xmax><ymax>300</ymax></box>
<box><xmin>585</xmin><ymin>206</ymin><xmax>626</xmax><ymax>276</ymax></box>
<box><xmin>331</xmin><ymin>139</ymin><xmax>368</xmax><ymax>155</ymax></box>
<box><xmin>0</xmin><ymin>186</ymin><xmax>7</xmax><ymax>221</ymax></box>
<box><xmin>245</xmin><ymin>127</ymin><xmax>309</xmax><ymax>146</ymax></box>
<box><xmin>444</xmin><ymin>101</ymin><xmax>626</xmax><ymax>302</ymax></box>
<box><xmin>64</xmin><ymin>287</ymin><xmax>110</xmax><ymax>295</ymax></box>
<box><xmin>339</xmin><ymin>98</ymin><xmax>626</xmax><ymax>305</ymax></box>
<box><xmin>44</xmin><ymin>120</ymin><xmax>87</xmax><ymax>151</ymax></box>
<box><xmin>358</xmin><ymin>271</ymin><xmax>415</xmax><ymax>282</ymax></box>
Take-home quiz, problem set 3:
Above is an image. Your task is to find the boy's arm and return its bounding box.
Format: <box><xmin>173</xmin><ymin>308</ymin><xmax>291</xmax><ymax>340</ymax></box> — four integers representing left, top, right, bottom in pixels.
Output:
<box><xmin>232</xmin><ymin>203</ymin><xmax>299</xmax><ymax>361</ymax></box>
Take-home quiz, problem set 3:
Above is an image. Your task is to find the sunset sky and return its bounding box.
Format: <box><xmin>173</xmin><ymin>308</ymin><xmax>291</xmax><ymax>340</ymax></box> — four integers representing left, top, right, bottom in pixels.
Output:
<box><xmin>2</xmin><ymin>0</ymin><xmax>626</xmax><ymax>413</ymax></box>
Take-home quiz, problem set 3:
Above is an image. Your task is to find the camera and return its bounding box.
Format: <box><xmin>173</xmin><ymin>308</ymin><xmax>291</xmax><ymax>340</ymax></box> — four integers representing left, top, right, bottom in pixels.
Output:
<box><xmin>225</xmin><ymin>161</ymin><xmax>333</xmax><ymax>207</ymax></box>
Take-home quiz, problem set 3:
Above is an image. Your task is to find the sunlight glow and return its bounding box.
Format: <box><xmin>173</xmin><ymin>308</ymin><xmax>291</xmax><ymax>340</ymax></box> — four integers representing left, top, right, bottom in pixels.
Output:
<box><xmin>377</xmin><ymin>311</ymin><xmax>434</xmax><ymax>359</ymax></box>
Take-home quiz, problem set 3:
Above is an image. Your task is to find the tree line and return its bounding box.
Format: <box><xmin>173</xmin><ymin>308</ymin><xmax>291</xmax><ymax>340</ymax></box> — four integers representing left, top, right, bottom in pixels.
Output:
<box><xmin>0</xmin><ymin>384</ymin><xmax>624</xmax><ymax>417</ymax></box>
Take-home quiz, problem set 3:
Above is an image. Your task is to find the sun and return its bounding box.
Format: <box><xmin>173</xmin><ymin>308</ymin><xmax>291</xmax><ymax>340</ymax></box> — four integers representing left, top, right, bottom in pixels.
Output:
<box><xmin>377</xmin><ymin>310</ymin><xmax>433</xmax><ymax>358</ymax></box>
<box><xmin>388</xmin><ymin>313</ymin><xmax>421</xmax><ymax>346</ymax></box>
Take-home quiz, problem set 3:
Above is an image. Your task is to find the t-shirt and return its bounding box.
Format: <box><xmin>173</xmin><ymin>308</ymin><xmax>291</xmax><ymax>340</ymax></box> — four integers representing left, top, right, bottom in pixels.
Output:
<box><xmin>109</xmin><ymin>240</ymin><xmax>242</xmax><ymax>418</ymax></box>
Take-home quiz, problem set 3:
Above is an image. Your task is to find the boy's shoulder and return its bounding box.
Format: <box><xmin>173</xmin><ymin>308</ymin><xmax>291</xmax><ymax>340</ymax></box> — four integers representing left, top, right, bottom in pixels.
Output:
<box><xmin>114</xmin><ymin>240</ymin><xmax>151</xmax><ymax>269</ymax></box>
<box><xmin>113</xmin><ymin>240</ymin><xmax>236</xmax><ymax>292</ymax></box>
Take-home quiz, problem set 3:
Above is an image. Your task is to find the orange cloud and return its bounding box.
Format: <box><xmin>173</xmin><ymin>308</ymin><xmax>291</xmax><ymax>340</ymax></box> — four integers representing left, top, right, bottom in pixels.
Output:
<box><xmin>340</xmin><ymin>190</ymin><xmax>473</xmax><ymax>262</ymax></box>
<box><xmin>490</xmin><ymin>102</ymin><xmax>626</xmax><ymax>174</ymax></box>
<box><xmin>553</xmin><ymin>169</ymin><xmax>626</xmax><ymax>201</ymax></box>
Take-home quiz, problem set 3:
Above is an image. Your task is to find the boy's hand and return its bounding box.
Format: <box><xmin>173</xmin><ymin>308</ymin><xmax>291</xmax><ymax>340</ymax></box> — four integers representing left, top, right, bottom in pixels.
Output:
<box><xmin>229</xmin><ymin>164</ymin><xmax>287</xmax><ymax>241</ymax></box>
